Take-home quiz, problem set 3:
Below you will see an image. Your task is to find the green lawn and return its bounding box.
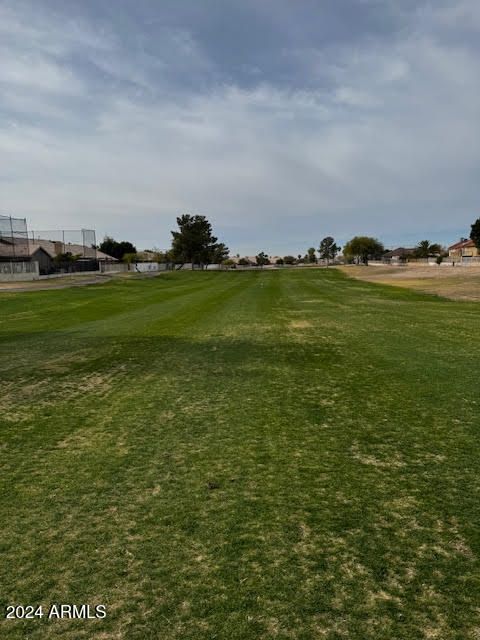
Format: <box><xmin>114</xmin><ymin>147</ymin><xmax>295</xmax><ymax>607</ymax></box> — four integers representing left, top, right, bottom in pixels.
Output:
<box><xmin>1</xmin><ymin>268</ymin><xmax>480</xmax><ymax>639</ymax></box>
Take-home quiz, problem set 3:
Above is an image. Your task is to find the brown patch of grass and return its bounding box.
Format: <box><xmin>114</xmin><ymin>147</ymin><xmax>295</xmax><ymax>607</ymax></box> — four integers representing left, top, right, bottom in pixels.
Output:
<box><xmin>289</xmin><ymin>320</ymin><xmax>312</xmax><ymax>329</ymax></box>
<box><xmin>338</xmin><ymin>264</ymin><xmax>480</xmax><ymax>300</ymax></box>
<box><xmin>351</xmin><ymin>442</ymin><xmax>406</xmax><ymax>469</ymax></box>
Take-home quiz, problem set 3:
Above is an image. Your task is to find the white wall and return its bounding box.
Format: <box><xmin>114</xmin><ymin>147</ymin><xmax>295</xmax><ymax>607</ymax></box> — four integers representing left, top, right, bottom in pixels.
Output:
<box><xmin>129</xmin><ymin>262</ymin><xmax>167</xmax><ymax>272</ymax></box>
<box><xmin>0</xmin><ymin>261</ymin><xmax>39</xmax><ymax>281</ymax></box>
<box><xmin>100</xmin><ymin>262</ymin><xmax>128</xmax><ymax>273</ymax></box>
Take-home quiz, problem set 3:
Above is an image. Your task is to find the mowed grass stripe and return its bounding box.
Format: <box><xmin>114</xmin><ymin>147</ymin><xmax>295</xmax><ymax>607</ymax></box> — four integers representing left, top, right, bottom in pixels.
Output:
<box><xmin>0</xmin><ymin>271</ymin><xmax>242</xmax><ymax>338</ymax></box>
<box><xmin>1</xmin><ymin>268</ymin><xmax>480</xmax><ymax>640</ymax></box>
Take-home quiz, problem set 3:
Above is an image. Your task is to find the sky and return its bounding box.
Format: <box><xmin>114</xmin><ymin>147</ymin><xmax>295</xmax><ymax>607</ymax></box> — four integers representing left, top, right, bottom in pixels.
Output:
<box><xmin>0</xmin><ymin>0</ymin><xmax>479</xmax><ymax>255</ymax></box>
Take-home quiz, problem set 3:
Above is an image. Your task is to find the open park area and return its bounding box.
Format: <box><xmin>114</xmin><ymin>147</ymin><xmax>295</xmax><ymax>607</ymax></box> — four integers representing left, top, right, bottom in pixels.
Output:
<box><xmin>2</xmin><ymin>268</ymin><xmax>480</xmax><ymax>639</ymax></box>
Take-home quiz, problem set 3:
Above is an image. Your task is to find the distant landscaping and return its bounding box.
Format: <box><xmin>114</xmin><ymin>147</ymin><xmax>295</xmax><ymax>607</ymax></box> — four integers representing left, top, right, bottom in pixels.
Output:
<box><xmin>96</xmin><ymin>214</ymin><xmax>480</xmax><ymax>269</ymax></box>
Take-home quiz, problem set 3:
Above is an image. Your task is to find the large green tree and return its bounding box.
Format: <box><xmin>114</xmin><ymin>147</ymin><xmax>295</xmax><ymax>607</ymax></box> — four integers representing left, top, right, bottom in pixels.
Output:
<box><xmin>343</xmin><ymin>236</ymin><xmax>384</xmax><ymax>265</ymax></box>
<box><xmin>307</xmin><ymin>247</ymin><xmax>317</xmax><ymax>264</ymax></box>
<box><xmin>99</xmin><ymin>236</ymin><xmax>137</xmax><ymax>261</ymax></box>
<box><xmin>211</xmin><ymin>242</ymin><xmax>229</xmax><ymax>264</ymax></box>
<box><xmin>414</xmin><ymin>240</ymin><xmax>442</xmax><ymax>258</ymax></box>
<box><xmin>170</xmin><ymin>214</ymin><xmax>229</xmax><ymax>269</ymax></box>
<box><xmin>53</xmin><ymin>252</ymin><xmax>80</xmax><ymax>265</ymax></box>
<box><xmin>470</xmin><ymin>218</ymin><xmax>480</xmax><ymax>250</ymax></box>
<box><xmin>318</xmin><ymin>236</ymin><xmax>340</xmax><ymax>266</ymax></box>
<box><xmin>256</xmin><ymin>252</ymin><xmax>270</xmax><ymax>267</ymax></box>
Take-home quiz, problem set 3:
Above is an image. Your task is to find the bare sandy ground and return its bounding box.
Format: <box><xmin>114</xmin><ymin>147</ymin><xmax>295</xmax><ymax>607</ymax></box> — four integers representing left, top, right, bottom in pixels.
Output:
<box><xmin>0</xmin><ymin>274</ymin><xmax>112</xmax><ymax>292</ymax></box>
<box><xmin>0</xmin><ymin>270</ymin><xmax>170</xmax><ymax>293</ymax></box>
<box><xmin>338</xmin><ymin>264</ymin><xmax>480</xmax><ymax>301</ymax></box>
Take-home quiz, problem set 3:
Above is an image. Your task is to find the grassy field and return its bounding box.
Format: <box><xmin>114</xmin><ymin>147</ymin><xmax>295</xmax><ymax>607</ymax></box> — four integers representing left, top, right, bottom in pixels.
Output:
<box><xmin>1</xmin><ymin>268</ymin><xmax>480</xmax><ymax>639</ymax></box>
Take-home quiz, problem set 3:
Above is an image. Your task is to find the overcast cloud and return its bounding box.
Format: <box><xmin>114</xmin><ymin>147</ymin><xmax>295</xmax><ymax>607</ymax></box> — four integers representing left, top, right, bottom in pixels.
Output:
<box><xmin>1</xmin><ymin>0</ymin><xmax>479</xmax><ymax>254</ymax></box>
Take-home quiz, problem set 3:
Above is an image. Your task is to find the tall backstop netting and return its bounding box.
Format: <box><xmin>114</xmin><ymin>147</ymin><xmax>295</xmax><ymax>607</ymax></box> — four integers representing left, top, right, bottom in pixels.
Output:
<box><xmin>0</xmin><ymin>214</ymin><xmax>30</xmax><ymax>259</ymax></box>
<box><xmin>30</xmin><ymin>229</ymin><xmax>97</xmax><ymax>259</ymax></box>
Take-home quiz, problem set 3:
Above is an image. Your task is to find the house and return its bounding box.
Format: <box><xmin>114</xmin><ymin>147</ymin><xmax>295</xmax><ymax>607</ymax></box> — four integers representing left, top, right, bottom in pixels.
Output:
<box><xmin>0</xmin><ymin>237</ymin><xmax>41</xmax><ymax>261</ymax></box>
<box><xmin>0</xmin><ymin>236</ymin><xmax>117</xmax><ymax>274</ymax></box>
<box><xmin>448</xmin><ymin>238</ymin><xmax>479</xmax><ymax>259</ymax></box>
<box><xmin>234</xmin><ymin>256</ymin><xmax>256</xmax><ymax>266</ymax></box>
<box><xmin>27</xmin><ymin>245</ymin><xmax>54</xmax><ymax>274</ymax></box>
<box><xmin>0</xmin><ymin>237</ymin><xmax>17</xmax><ymax>260</ymax></box>
<box><xmin>136</xmin><ymin>250</ymin><xmax>158</xmax><ymax>261</ymax></box>
<box><xmin>383</xmin><ymin>247</ymin><xmax>416</xmax><ymax>263</ymax></box>
<box><xmin>0</xmin><ymin>236</ymin><xmax>33</xmax><ymax>258</ymax></box>
<box><xmin>0</xmin><ymin>238</ymin><xmax>55</xmax><ymax>273</ymax></box>
<box><xmin>31</xmin><ymin>239</ymin><xmax>116</xmax><ymax>262</ymax></box>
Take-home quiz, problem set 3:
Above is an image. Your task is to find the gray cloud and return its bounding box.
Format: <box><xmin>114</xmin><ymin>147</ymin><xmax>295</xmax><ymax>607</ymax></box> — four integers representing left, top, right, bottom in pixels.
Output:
<box><xmin>0</xmin><ymin>0</ymin><xmax>479</xmax><ymax>254</ymax></box>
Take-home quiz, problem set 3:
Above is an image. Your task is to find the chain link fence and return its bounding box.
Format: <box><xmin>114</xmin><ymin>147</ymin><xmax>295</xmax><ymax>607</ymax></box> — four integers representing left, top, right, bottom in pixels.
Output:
<box><xmin>0</xmin><ymin>214</ymin><xmax>30</xmax><ymax>259</ymax></box>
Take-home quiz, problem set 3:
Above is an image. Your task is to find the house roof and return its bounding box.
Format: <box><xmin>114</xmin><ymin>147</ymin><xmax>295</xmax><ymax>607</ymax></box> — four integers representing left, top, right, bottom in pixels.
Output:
<box><xmin>383</xmin><ymin>247</ymin><xmax>416</xmax><ymax>258</ymax></box>
<box><xmin>0</xmin><ymin>238</ymin><xmax>29</xmax><ymax>258</ymax></box>
<box><xmin>29</xmin><ymin>246</ymin><xmax>52</xmax><ymax>258</ymax></box>
<box><xmin>0</xmin><ymin>237</ymin><xmax>117</xmax><ymax>260</ymax></box>
<box><xmin>136</xmin><ymin>250</ymin><xmax>156</xmax><ymax>261</ymax></box>
<box><xmin>234</xmin><ymin>256</ymin><xmax>256</xmax><ymax>264</ymax></box>
<box><xmin>28</xmin><ymin>241</ymin><xmax>55</xmax><ymax>257</ymax></box>
<box><xmin>50</xmin><ymin>241</ymin><xmax>116</xmax><ymax>260</ymax></box>
<box><xmin>448</xmin><ymin>238</ymin><xmax>475</xmax><ymax>251</ymax></box>
<box><xmin>0</xmin><ymin>239</ymin><xmax>56</xmax><ymax>259</ymax></box>
<box><xmin>32</xmin><ymin>239</ymin><xmax>100</xmax><ymax>258</ymax></box>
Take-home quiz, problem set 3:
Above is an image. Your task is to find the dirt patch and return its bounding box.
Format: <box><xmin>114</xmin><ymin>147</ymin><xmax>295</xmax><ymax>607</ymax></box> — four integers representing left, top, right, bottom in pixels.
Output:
<box><xmin>289</xmin><ymin>320</ymin><xmax>312</xmax><ymax>329</ymax></box>
<box><xmin>0</xmin><ymin>275</ymin><xmax>113</xmax><ymax>292</ymax></box>
<box><xmin>351</xmin><ymin>442</ymin><xmax>406</xmax><ymax>469</ymax></box>
<box><xmin>338</xmin><ymin>264</ymin><xmax>480</xmax><ymax>301</ymax></box>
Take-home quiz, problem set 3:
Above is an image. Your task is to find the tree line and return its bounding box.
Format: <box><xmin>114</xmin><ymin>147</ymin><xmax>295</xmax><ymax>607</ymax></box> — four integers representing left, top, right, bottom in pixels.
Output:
<box><xmin>98</xmin><ymin>215</ymin><xmax>480</xmax><ymax>267</ymax></box>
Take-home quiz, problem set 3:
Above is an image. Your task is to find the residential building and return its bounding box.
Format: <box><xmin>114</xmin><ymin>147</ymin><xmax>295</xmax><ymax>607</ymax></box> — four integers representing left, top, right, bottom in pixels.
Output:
<box><xmin>448</xmin><ymin>239</ymin><xmax>479</xmax><ymax>259</ymax></box>
<box><xmin>383</xmin><ymin>247</ymin><xmax>416</xmax><ymax>263</ymax></box>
